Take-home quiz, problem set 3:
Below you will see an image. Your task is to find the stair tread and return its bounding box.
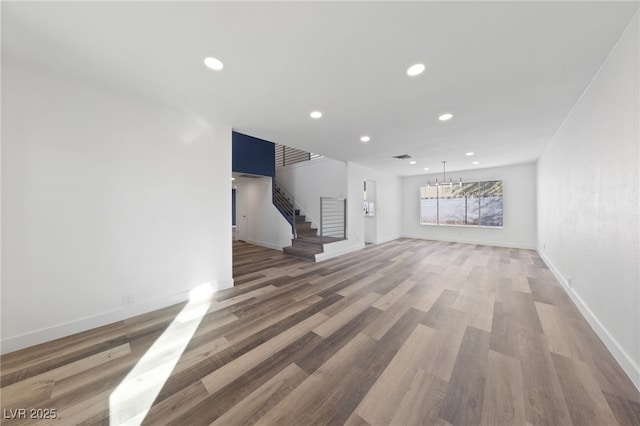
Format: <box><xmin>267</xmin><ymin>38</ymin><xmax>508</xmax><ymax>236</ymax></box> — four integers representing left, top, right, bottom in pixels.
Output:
<box><xmin>282</xmin><ymin>245</ymin><xmax>320</xmax><ymax>261</ymax></box>
<box><xmin>296</xmin><ymin>229</ymin><xmax>318</xmax><ymax>237</ymax></box>
<box><xmin>295</xmin><ymin>236</ymin><xmax>343</xmax><ymax>243</ymax></box>
<box><xmin>284</xmin><ymin>245</ymin><xmax>322</xmax><ymax>254</ymax></box>
<box><xmin>292</xmin><ymin>239</ymin><xmax>323</xmax><ymax>249</ymax></box>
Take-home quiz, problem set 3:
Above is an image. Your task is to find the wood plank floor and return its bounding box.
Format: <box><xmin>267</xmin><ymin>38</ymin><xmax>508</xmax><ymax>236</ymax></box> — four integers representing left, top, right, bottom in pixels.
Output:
<box><xmin>2</xmin><ymin>238</ymin><xmax>639</xmax><ymax>425</ymax></box>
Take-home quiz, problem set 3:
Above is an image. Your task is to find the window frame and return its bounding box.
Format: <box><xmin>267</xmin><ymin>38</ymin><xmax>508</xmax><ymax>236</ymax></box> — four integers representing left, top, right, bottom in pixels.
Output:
<box><xmin>419</xmin><ymin>180</ymin><xmax>503</xmax><ymax>228</ymax></box>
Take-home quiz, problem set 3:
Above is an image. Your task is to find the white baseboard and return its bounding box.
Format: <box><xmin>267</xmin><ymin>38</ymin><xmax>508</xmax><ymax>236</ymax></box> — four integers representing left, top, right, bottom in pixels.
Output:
<box><xmin>401</xmin><ymin>233</ymin><xmax>536</xmax><ymax>250</ymax></box>
<box><xmin>1</xmin><ymin>278</ymin><xmax>234</xmax><ymax>355</ymax></box>
<box><xmin>245</xmin><ymin>239</ymin><xmax>286</xmax><ymax>251</ymax></box>
<box><xmin>315</xmin><ymin>236</ymin><xmax>401</xmax><ymax>261</ymax></box>
<box><xmin>537</xmin><ymin>249</ymin><xmax>640</xmax><ymax>392</ymax></box>
<box><xmin>375</xmin><ymin>235</ymin><xmax>402</xmax><ymax>244</ymax></box>
<box><xmin>315</xmin><ymin>241</ymin><xmax>365</xmax><ymax>262</ymax></box>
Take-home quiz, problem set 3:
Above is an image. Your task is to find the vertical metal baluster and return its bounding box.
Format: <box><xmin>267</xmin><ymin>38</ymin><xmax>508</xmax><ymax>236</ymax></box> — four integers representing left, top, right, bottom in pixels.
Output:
<box><xmin>320</xmin><ymin>197</ymin><xmax>324</xmax><ymax>244</ymax></box>
<box><xmin>343</xmin><ymin>198</ymin><xmax>347</xmax><ymax>240</ymax></box>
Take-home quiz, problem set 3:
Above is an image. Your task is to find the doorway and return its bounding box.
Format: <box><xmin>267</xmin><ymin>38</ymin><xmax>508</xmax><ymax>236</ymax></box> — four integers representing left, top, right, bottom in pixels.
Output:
<box><xmin>235</xmin><ymin>184</ymin><xmax>249</xmax><ymax>242</ymax></box>
<box><xmin>364</xmin><ymin>180</ymin><xmax>377</xmax><ymax>244</ymax></box>
<box><xmin>232</xmin><ymin>187</ymin><xmax>237</xmax><ymax>239</ymax></box>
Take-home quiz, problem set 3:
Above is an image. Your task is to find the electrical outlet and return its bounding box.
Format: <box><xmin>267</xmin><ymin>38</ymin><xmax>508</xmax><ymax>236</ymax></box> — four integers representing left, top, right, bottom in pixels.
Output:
<box><xmin>567</xmin><ymin>277</ymin><xmax>573</xmax><ymax>288</ymax></box>
<box><xmin>543</xmin><ymin>243</ymin><xmax>546</xmax><ymax>249</ymax></box>
<box><xmin>123</xmin><ymin>296</ymin><xmax>134</xmax><ymax>306</ymax></box>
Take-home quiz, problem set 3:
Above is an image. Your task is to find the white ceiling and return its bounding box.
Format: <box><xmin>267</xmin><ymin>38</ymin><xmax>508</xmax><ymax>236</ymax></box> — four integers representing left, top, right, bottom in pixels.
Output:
<box><xmin>3</xmin><ymin>1</ymin><xmax>638</xmax><ymax>176</ymax></box>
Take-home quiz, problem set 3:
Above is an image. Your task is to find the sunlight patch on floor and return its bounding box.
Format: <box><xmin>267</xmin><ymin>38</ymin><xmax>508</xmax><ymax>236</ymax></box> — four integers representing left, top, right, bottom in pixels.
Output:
<box><xmin>109</xmin><ymin>283</ymin><xmax>216</xmax><ymax>425</ymax></box>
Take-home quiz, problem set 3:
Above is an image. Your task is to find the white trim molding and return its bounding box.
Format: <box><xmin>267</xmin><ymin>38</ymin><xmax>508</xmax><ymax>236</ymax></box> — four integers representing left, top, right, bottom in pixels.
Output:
<box><xmin>1</xmin><ymin>279</ymin><xmax>234</xmax><ymax>355</ymax></box>
<box><xmin>538</xmin><ymin>249</ymin><xmax>640</xmax><ymax>392</ymax></box>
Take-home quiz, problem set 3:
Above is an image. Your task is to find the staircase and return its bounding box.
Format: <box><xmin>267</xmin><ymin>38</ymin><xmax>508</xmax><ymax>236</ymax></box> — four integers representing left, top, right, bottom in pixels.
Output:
<box><xmin>272</xmin><ymin>179</ymin><xmax>345</xmax><ymax>262</ymax></box>
<box><xmin>283</xmin><ymin>210</ymin><xmax>323</xmax><ymax>260</ymax></box>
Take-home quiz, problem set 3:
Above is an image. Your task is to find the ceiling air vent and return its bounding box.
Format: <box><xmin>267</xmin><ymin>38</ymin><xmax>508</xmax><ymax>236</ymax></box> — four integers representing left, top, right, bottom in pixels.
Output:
<box><xmin>393</xmin><ymin>154</ymin><xmax>412</xmax><ymax>160</ymax></box>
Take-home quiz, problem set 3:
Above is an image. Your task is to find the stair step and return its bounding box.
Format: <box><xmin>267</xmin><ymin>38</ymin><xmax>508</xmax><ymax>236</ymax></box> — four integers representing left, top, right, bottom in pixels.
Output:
<box><xmin>292</xmin><ymin>238</ymin><xmax>323</xmax><ymax>250</ymax></box>
<box><xmin>295</xmin><ymin>215</ymin><xmax>307</xmax><ymax>223</ymax></box>
<box><xmin>283</xmin><ymin>245</ymin><xmax>320</xmax><ymax>261</ymax></box>
<box><xmin>296</xmin><ymin>222</ymin><xmax>313</xmax><ymax>230</ymax></box>
<box><xmin>297</xmin><ymin>235</ymin><xmax>344</xmax><ymax>244</ymax></box>
<box><xmin>296</xmin><ymin>228</ymin><xmax>318</xmax><ymax>237</ymax></box>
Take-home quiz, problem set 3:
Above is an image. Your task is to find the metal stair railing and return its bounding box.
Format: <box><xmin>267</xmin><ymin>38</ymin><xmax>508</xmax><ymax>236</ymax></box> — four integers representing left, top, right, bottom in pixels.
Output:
<box><xmin>275</xmin><ymin>143</ymin><xmax>322</xmax><ymax>167</ymax></box>
<box><xmin>320</xmin><ymin>197</ymin><xmax>347</xmax><ymax>244</ymax></box>
<box><xmin>272</xmin><ymin>180</ymin><xmax>297</xmax><ymax>238</ymax></box>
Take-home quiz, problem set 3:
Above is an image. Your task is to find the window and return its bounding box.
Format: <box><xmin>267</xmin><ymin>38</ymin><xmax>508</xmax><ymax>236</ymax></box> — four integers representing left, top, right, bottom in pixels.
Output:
<box><xmin>420</xmin><ymin>181</ymin><xmax>503</xmax><ymax>227</ymax></box>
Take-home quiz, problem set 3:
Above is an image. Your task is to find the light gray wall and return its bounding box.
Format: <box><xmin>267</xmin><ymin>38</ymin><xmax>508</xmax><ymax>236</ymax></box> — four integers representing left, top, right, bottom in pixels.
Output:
<box><xmin>235</xmin><ymin>177</ymin><xmax>293</xmax><ymax>250</ymax></box>
<box><xmin>2</xmin><ymin>61</ymin><xmax>233</xmax><ymax>353</ymax></box>
<box><xmin>402</xmin><ymin>163</ymin><xmax>537</xmax><ymax>249</ymax></box>
<box><xmin>276</xmin><ymin>157</ymin><xmax>347</xmax><ymax>229</ymax></box>
<box><xmin>537</xmin><ymin>12</ymin><xmax>639</xmax><ymax>389</ymax></box>
<box><xmin>349</xmin><ymin>162</ymin><xmax>403</xmax><ymax>245</ymax></box>
<box><xmin>316</xmin><ymin>161</ymin><xmax>402</xmax><ymax>261</ymax></box>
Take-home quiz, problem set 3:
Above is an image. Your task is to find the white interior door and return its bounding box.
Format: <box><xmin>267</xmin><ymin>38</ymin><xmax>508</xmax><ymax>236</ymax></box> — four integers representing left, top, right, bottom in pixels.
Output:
<box><xmin>236</xmin><ymin>185</ymin><xmax>248</xmax><ymax>241</ymax></box>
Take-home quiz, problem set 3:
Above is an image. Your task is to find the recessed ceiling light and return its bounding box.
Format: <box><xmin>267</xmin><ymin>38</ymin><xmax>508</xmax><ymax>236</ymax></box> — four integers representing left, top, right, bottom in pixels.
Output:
<box><xmin>423</xmin><ymin>167</ymin><xmax>430</xmax><ymax>171</ymax></box>
<box><xmin>204</xmin><ymin>57</ymin><xmax>224</xmax><ymax>71</ymax></box>
<box><xmin>439</xmin><ymin>113</ymin><xmax>453</xmax><ymax>121</ymax></box>
<box><xmin>231</xmin><ymin>177</ymin><xmax>235</xmax><ymax>181</ymax></box>
<box><xmin>360</xmin><ymin>136</ymin><xmax>371</xmax><ymax>143</ymax></box>
<box><xmin>465</xmin><ymin>152</ymin><xmax>475</xmax><ymax>156</ymax></box>
<box><xmin>472</xmin><ymin>161</ymin><xmax>480</xmax><ymax>165</ymax></box>
<box><xmin>407</xmin><ymin>63</ymin><xmax>425</xmax><ymax>77</ymax></box>
<box><xmin>409</xmin><ymin>161</ymin><xmax>417</xmax><ymax>165</ymax></box>
<box><xmin>310</xmin><ymin>111</ymin><xmax>322</xmax><ymax>119</ymax></box>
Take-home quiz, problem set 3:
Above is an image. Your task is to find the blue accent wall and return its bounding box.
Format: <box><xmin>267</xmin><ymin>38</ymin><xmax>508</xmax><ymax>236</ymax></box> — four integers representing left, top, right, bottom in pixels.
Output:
<box><xmin>232</xmin><ymin>131</ymin><xmax>275</xmax><ymax>178</ymax></box>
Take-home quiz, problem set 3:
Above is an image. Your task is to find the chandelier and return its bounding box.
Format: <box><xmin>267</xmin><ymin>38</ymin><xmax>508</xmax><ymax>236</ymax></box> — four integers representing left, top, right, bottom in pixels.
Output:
<box><xmin>427</xmin><ymin>161</ymin><xmax>462</xmax><ymax>187</ymax></box>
